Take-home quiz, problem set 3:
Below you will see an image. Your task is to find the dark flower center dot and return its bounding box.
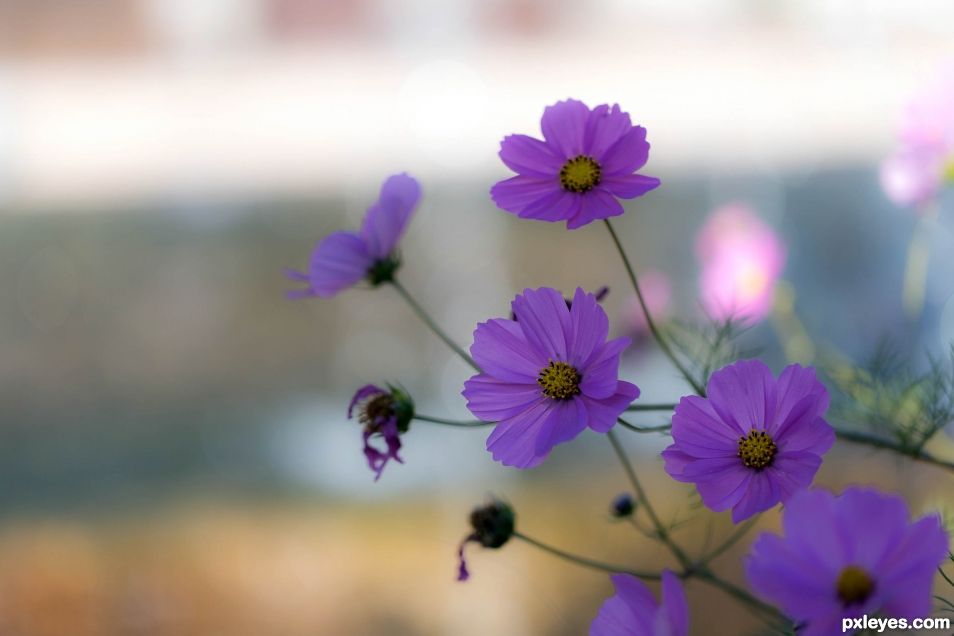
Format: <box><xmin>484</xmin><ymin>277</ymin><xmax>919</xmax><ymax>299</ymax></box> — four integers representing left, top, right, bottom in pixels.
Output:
<box><xmin>537</xmin><ymin>361</ymin><xmax>582</xmax><ymax>400</ymax></box>
<box><xmin>836</xmin><ymin>565</ymin><xmax>875</xmax><ymax>606</ymax></box>
<box><xmin>737</xmin><ymin>430</ymin><xmax>777</xmax><ymax>470</ymax></box>
<box><xmin>559</xmin><ymin>155</ymin><xmax>602</xmax><ymax>193</ymax></box>
<box><xmin>359</xmin><ymin>393</ymin><xmax>394</xmax><ymax>431</ymax></box>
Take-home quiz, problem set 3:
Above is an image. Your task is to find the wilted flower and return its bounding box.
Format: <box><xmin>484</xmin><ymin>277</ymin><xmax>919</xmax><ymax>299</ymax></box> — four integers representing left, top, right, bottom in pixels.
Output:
<box><xmin>610</xmin><ymin>493</ymin><xmax>635</xmax><ymax>518</ymax></box>
<box><xmin>491</xmin><ymin>99</ymin><xmax>661</xmax><ymax>229</ymax></box>
<box><xmin>746</xmin><ymin>487</ymin><xmax>949</xmax><ymax>636</ymax></box>
<box><xmin>347</xmin><ymin>384</ymin><xmax>414</xmax><ymax>481</ymax></box>
<box><xmin>285</xmin><ymin>173</ymin><xmax>421</xmax><ymax>298</ymax></box>
<box><xmin>457</xmin><ymin>499</ymin><xmax>516</xmax><ymax>581</ymax></box>
<box><xmin>662</xmin><ymin>359</ymin><xmax>834</xmax><ymax>523</ymax></box>
<box><xmin>881</xmin><ymin>66</ymin><xmax>954</xmax><ymax>209</ymax></box>
<box><xmin>590</xmin><ymin>570</ymin><xmax>689</xmax><ymax>636</ymax></box>
<box><xmin>463</xmin><ymin>287</ymin><xmax>640</xmax><ymax>468</ymax></box>
<box><xmin>695</xmin><ymin>203</ymin><xmax>786</xmax><ymax>323</ymax></box>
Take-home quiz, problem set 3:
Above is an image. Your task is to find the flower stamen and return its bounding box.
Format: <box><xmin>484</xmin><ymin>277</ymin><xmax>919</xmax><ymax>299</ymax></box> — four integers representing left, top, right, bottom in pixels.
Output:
<box><xmin>537</xmin><ymin>361</ymin><xmax>582</xmax><ymax>400</ymax></box>
<box><xmin>737</xmin><ymin>430</ymin><xmax>777</xmax><ymax>470</ymax></box>
<box><xmin>836</xmin><ymin>565</ymin><xmax>875</xmax><ymax>606</ymax></box>
<box><xmin>559</xmin><ymin>155</ymin><xmax>602</xmax><ymax>193</ymax></box>
<box><xmin>358</xmin><ymin>393</ymin><xmax>394</xmax><ymax>431</ymax></box>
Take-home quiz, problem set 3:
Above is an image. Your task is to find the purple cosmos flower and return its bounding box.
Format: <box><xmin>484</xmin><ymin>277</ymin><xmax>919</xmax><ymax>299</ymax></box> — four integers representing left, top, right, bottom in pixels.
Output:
<box><xmin>746</xmin><ymin>487</ymin><xmax>949</xmax><ymax>636</ymax></box>
<box><xmin>347</xmin><ymin>384</ymin><xmax>414</xmax><ymax>481</ymax></box>
<box><xmin>462</xmin><ymin>287</ymin><xmax>640</xmax><ymax>468</ymax></box>
<box><xmin>662</xmin><ymin>359</ymin><xmax>834</xmax><ymax>523</ymax></box>
<box><xmin>456</xmin><ymin>499</ymin><xmax>515</xmax><ymax>582</ymax></box>
<box><xmin>491</xmin><ymin>99</ymin><xmax>661</xmax><ymax>229</ymax></box>
<box><xmin>590</xmin><ymin>570</ymin><xmax>689</xmax><ymax>636</ymax></box>
<box><xmin>285</xmin><ymin>173</ymin><xmax>421</xmax><ymax>298</ymax></box>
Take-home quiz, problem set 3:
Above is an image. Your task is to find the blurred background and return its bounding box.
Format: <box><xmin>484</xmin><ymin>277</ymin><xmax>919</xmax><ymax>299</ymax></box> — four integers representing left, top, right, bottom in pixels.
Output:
<box><xmin>2</xmin><ymin>1</ymin><xmax>954</xmax><ymax>634</ymax></box>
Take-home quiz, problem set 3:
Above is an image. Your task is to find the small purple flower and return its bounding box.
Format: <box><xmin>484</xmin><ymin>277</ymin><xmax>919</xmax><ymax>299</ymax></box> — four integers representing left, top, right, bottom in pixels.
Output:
<box><xmin>746</xmin><ymin>487</ymin><xmax>949</xmax><ymax>636</ymax></box>
<box><xmin>463</xmin><ymin>287</ymin><xmax>640</xmax><ymax>468</ymax></box>
<box><xmin>347</xmin><ymin>384</ymin><xmax>414</xmax><ymax>481</ymax></box>
<box><xmin>491</xmin><ymin>99</ymin><xmax>661</xmax><ymax>229</ymax></box>
<box><xmin>285</xmin><ymin>173</ymin><xmax>421</xmax><ymax>298</ymax></box>
<box><xmin>662</xmin><ymin>360</ymin><xmax>834</xmax><ymax>523</ymax></box>
<box><xmin>590</xmin><ymin>570</ymin><xmax>689</xmax><ymax>636</ymax></box>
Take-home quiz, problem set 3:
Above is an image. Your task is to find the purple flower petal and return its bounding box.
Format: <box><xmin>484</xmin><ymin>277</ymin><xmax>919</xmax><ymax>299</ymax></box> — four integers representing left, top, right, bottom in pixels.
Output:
<box><xmin>520</xmin><ymin>189</ymin><xmax>581</xmax><ymax>222</ymax></box>
<box><xmin>568</xmin><ymin>287</ymin><xmax>610</xmax><ymax>367</ymax></box>
<box><xmin>490</xmin><ymin>175</ymin><xmax>559</xmax><ymax>214</ymax></box>
<box><xmin>567</xmin><ymin>188</ymin><xmax>625</xmax><ymax>229</ymax></box>
<box><xmin>348</xmin><ymin>384</ymin><xmax>387</xmax><ymax>418</ymax></box>
<box><xmin>583</xmin><ymin>104</ymin><xmax>633</xmax><ymax>161</ymax></box>
<box><xmin>533</xmin><ymin>398</ymin><xmax>588</xmax><ymax>457</ymax></box>
<box><xmin>541</xmin><ymin>99</ymin><xmax>589</xmax><ymax>158</ymax></box>
<box><xmin>360</xmin><ymin>173</ymin><xmax>421</xmax><ymax>259</ymax></box>
<box><xmin>486</xmin><ymin>399</ymin><xmax>554</xmax><ymax>468</ymax></box>
<box><xmin>579</xmin><ymin>337</ymin><xmax>631</xmax><ymax>400</ymax></box>
<box><xmin>658</xmin><ymin>570</ymin><xmax>690</xmax><ymax>636</ymax></box>
<box><xmin>469</xmin><ymin>318</ymin><xmax>544</xmax><ymax>383</ymax></box>
<box><xmin>499</xmin><ymin>134</ymin><xmax>564</xmax><ymax>177</ymax></box>
<box><xmin>463</xmin><ymin>374</ymin><xmax>541</xmax><ymax>421</ymax></box>
<box><xmin>302</xmin><ymin>231</ymin><xmax>373</xmax><ymax>298</ymax></box>
<box><xmin>589</xmin><ymin>574</ymin><xmax>656</xmax><ymax>636</ymax></box>
<box><xmin>584</xmin><ymin>381</ymin><xmax>641</xmax><ymax>433</ymax></box>
<box><xmin>512</xmin><ymin>287</ymin><xmax>572</xmax><ymax>361</ymax></box>
<box><xmin>730</xmin><ymin>470</ymin><xmax>780</xmax><ymax>522</ymax></box>
<box><xmin>706</xmin><ymin>359</ymin><xmax>777</xmax><ymax>434</ymax></box>
<box><xmin>599</xmin><ymin>126</ymin><xmax>649</xmax><ymax>176</ymax></box>
<box><xmin>766</xmin><ymin>450</ymin><xmax>821</xmax><ymax>500</ymax></box>
<box><xmin>601</xmin><ymin>175</ymin><xmax>662</xmax><ymax>199</ymax></box>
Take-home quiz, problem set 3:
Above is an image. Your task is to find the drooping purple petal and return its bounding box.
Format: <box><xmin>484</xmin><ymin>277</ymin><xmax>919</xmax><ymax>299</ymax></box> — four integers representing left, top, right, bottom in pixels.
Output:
<box><xmin>360</xmin><ymin>173</ymin><xmax>421</xmax><ymax>259</ymax></box>
<box><xmin>486</xmin><ymin>399</ymin><xmax>554</xmax><ymax>468</ymax></box>
<box><xmin>499</xmin><ymin>134</ymin><xmax>564</xmax><ymax>177</ymax></box>
<box><xmin>541</xmin><ymin>99</ymin><xmax>589</xmax><ymax>158</ymax></box>
<box><xmin>533</xmin><ymin>398</ymin><xmax>588</xmax><ymax>457</ymax></box>
<box><xmin>348</xmin><ymin>384</ymin><xmax>387</xmax><ymax>419</ymax></box>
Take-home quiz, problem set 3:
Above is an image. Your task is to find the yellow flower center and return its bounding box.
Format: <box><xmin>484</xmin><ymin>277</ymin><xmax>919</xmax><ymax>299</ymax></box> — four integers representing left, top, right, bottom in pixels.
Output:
<box><xmin>737</xmin><ymin>430</ymin><xmax>777</xmax><ymax>470</ymax></box>
<box><xmin>537</xmin><ymin>361</ymin><xmax>582</xmax><ymax>400</ymax></box>
<box><xmin>559</xmin><ymin>155</ymin><xmax>602</xmax><ymax>193</ymax></box>
<box><xmin>836</xmin><ymin>565</ymin><xmax>875</xmax><ymax>606</ymax></box>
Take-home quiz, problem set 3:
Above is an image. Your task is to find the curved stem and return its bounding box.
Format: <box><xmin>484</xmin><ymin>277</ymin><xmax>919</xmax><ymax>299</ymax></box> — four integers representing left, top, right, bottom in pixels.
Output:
<box><xmin>390</xmin><ymin>279</ymin><xmax>480</xmax><ymax>372</ymax></box>
<box><xmin>513</xmin><ymin>531</ymin><xmax>661</xmax><ymax>581</ymax></box>
<box><xmin>835</xmin><ymin>429</ymin><xmax>954</xmax><ymax>474</ymax></box>
<box><xmin>413</xmin><ymin>414</ymin><xmax>490</xmax><ymax>427</ymax></box>
<box><xmin>606</xmin><ymin>429</ymin><xmax>691</xmax><ymax>569</ymax></box>
<box><xmin>626</xmin><ymin>402</ymin><xmax>678</xmax><ymax>412</ymax></box>
<box><xmin>694</xmin><ymin>569</ymin><xmax>788</xmax><ymax>627</ymax></box>
<box><xmin>616</xmin><ymin>417</ymin><xmax>672</xmax><ymax>434</ymax></box>
<box><xmin>604</xmin><ymin>219</ymin><xmax>705</xmax><ymax>396</ymax></box>
<box><xmin>698</xmin><ymin>516</ymin><xmax>758</xmax><ymax>567</ymax></box>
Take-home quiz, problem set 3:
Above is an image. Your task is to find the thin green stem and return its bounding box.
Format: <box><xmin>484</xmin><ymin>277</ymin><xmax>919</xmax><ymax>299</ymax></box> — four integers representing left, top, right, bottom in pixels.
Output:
<box><xmin>694</xmin><ymin>569</ymin><xmax>789</xmax><ymax>627</ymax></box>
<box><xmin>412</xmin><ymin>414</ymin><xmax>490</xmax><ymax>427</ymax></box>
<box><xmin>513</xmin><ymin>531</ymin><xmax>661</xmax><ymax>581</ymax></box>
<box><xmin>626</xmin><ymin>403</ymin><xmax>678</xmax><ymax>412</ymax></box>
<box><xmin>390</xmin><ymin>279</ymin><xmax>480</xmax><ymax>372</ymax></box>
<box><xmin>606</xmin><ymin>429</ymin><xmax>691</xmax><ymax>569</ymax></box>
<box><xmin>616</xmin><ymin>417</ymin><xmax>672</xmax><ymax>434</ymax></box>
<box><xmin>835</xmin><ymin>429</ymin><xmax>954</xmax><ymax>474</ymax></box>
<box><xmin>604</xmin><ymin>219</ymin><xmax>705</xmax><ymax>396</ymax></box>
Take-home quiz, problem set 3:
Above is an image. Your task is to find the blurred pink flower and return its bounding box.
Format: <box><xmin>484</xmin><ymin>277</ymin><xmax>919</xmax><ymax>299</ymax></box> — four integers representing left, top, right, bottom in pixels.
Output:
<box><xmin>696</xmin><ymin>204</ymin><xmax>786</xmax><ymax>323</ymax></box>
<box><xmin>623</xmin><ymin>270</ymin><xmax>672</xmax><ymax>339</ymax></box>
<box><xmin>880</xmin><ymin>66</ymin><xmax>954</xmax><ymax>209</ymax></box>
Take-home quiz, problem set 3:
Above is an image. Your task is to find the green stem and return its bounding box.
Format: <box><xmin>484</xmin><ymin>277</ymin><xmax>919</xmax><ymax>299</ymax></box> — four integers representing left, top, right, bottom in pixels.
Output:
<box><xmin>616</xmin><ymin>417</ymin><xmax>672</xmax><ymax>434</ymax></box>
<box><xmin>835</xmin><ymin>429</ymin><xmax>954</xmax><ymax>474</ymax></box>
<box><xmin>694</xmin><ymin>569</ymin><xmax>789</xmax><ymax>627</ymax></box>
<box><xmin>513</xmin><ymin>531</ymin><xmax>661</xmax><ymax>581</ymax></box>
<box><xmin>698</xmin><ymin>516</ymin><xmax>758</xmax><ymax>566</ymax></box>
<box><xmin>606</xmin><ymin>429</ymin><xmax>691</xmax><ymax>569</ymax></box>
<box><xmin>626</xmin><ymin>403</ymin><xmax>678</xmax><ymax>412</ymax></box>
<box><xmin>604</xmin><ymin>219</ymin><xmax>706</xmax><ymax>396</ymax></box>
<box><xmin>390</xmin><ymin>279</ymin><xmax>480</xmax><ymax>372</ymax></box>
<box><xmin>413</xmin><ymin>414</ymin><xmax>490</xmax><ymax>427</ymax></box>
